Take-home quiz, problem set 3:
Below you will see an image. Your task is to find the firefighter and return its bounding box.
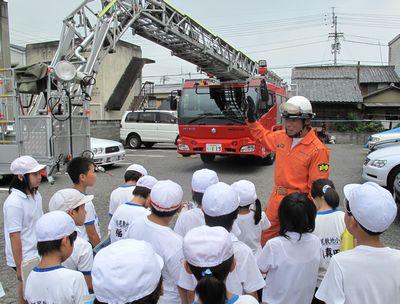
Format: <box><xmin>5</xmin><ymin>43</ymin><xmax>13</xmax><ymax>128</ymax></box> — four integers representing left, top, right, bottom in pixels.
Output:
<box><xmin>245</xmin><ymin>95</ymin><xmax>330</xmax><ymax>245</ymax></box>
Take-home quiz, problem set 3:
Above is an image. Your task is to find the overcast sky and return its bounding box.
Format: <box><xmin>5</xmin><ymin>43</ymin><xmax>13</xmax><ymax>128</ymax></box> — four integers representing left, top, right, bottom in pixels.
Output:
<box><xmin>8</xmin><ymin>0</ymin><xmax>400</xmax><ymax>84</ymax></box>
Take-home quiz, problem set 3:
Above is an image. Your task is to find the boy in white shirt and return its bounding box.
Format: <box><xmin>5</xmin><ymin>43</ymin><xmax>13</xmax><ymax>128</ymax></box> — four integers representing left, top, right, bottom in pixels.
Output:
<box><xmin>316</xmin><ymin>182</ymin><xmax>400</xmax><ymax>304</ymax></box>
<box><xmin>67</xmin><ymin>157</ymin><xmax>101</xmax><ymax>247</ymax></box>
<box><xmin>125</xmin><ymin>180</ymin><xmax>187</xmax><ymax>304</ymax></box>
<box><xmin>174</xmin><ymin>168</ymin><xmax>219</xmax><ymax>237</ymax></box>
<box><xmin>3</xmin><ymin>156</ymin><xmax>46</xmax><ymax>304</ymax></box>
<box><xmin>109</xmin><ymin>175</ymin><xmax>157</xmax><ymax>243</ymax></box>
<box><xmin>25</xmin><ymin>211</ymin><xmax>89</xmax><ymax>304</ymax></box>
<box><xmin>178</xmin><ymin>182</ymin><xmax>265</xmax><ymax>301</ymax></box>
<box><xmin>108</xmin><ymin>164</ymin><xmax>148</xmax><ymax>217</ymax></box>
<box><xmin>48</xmin><ymin>188</ymin><xmax>94</xmax><ymax>291</ymax></box>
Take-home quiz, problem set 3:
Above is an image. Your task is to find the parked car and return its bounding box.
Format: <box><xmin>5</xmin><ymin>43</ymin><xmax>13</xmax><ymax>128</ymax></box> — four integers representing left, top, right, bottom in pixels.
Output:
<box><xmin>362</xmin><ymin>144</ymin><xmax>400</xmax><ymax>192</ymax></box>
<box><xmin>90</xmin><ymin>137</ymin><xmax>125</xmax><ymax>166</ymax></box>
<box><xmin>120</xmin><ymin>110</ymin><xmax>179</xmax><ymax>149</ymax></box>
<box><xmin>366</xmin><ymin>127</ymin><xmax>400</xmax><ymax>149</ymax></box>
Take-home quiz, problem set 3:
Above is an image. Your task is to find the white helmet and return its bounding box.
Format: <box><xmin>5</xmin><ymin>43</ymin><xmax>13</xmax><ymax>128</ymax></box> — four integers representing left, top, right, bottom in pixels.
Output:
<box><xmin>280</xmin><ymin>96</ymin><xmax>315</xmax><ymax>119</ymax></box>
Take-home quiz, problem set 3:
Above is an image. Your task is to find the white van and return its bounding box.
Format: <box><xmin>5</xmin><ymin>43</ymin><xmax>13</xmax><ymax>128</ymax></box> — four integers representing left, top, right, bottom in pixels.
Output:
<box><xmin>120</xmin><ymin>110</ymin><xmax>179</xmax><ymax>149</ymax></box>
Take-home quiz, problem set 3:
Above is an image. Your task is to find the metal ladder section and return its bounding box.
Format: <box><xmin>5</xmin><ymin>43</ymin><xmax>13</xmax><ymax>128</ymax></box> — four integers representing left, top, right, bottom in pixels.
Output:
<box><xmin>33</xmin><ymin>0</ymin><xmax>269</xmax><ymax>115</ymax></box>
<box><xmin>131</xmin><ymin>81</ymin><xmax>155</xmax><ymax>110</ymax></box>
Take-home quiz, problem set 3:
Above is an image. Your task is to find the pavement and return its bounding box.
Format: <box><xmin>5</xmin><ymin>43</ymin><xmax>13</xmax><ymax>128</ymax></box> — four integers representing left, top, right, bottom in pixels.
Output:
<box><xmin>0</xmin><ymin>143</ymin><xmax>399</xmax><ymax>302</ymax></box>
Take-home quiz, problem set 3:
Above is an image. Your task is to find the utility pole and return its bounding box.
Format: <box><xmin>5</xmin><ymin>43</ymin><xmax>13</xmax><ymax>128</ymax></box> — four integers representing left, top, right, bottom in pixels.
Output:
<box><xmin>328</xmin><ymin>7</ymin><xmax>344</xmax><ymax>65</ymax></box>
<box><xmin>0</xmin><ymin>0</ymin><xmax>10</xmax><ymax>69</ymax></box>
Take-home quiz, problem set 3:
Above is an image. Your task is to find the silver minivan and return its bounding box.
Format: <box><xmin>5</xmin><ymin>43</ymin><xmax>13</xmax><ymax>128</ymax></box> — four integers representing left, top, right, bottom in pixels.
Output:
<box><xmin>120</xmin><ymin>110</ymin><xmax>179</xmax><ymax>149</ymax></box>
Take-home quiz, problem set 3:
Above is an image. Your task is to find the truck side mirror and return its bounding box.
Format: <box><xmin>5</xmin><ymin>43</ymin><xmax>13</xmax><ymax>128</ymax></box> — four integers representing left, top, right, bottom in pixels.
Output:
<box><xmin>170</xmin><ymin>96</ymin><xmax>178</xmax><ymax>111</ymax></box>
<box><xmin>260</xmin><ymin>79</ymin><xmax>269</xmax><ymax>102</ymax></box>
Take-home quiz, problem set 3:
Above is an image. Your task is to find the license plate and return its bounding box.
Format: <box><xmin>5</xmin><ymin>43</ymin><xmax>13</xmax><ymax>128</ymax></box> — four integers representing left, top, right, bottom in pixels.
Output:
<box><xmin>206</xmin><ymin>144</ymin><xmax>222</xmax><ymax>153</ymax></box>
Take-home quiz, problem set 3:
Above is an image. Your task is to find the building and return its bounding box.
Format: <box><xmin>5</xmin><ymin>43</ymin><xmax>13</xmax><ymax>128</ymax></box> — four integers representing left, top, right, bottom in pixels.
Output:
<box><xmin>26</xmin><ymin>40</ymin><xmax>152</xmax><ymax>120</ymax></box>
<box><xmin>10</xmin><ymin>44</ymin><xmax>26</xmax><ymax>67</ymax></box>
<box><xmin>153</xmin><ymin>83</ymin><xmax>182</xmax><ymax>108</ymax></box>
<box><xmin>291</xmin><ymin>65</ymin><xmax>400</xmax><ymax>119</ymax></box>
<box><xmin>389</xmin><ymin>34</ymin><xmax>400</xmax><ymax>76</ymax></box>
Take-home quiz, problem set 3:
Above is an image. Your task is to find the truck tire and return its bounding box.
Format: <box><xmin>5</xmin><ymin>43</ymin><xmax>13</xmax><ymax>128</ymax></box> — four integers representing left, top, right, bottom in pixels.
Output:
<box><xmin>200</xmin><ymin>154</ymin><xmax>216</xmax><ymax>163</ymax></box>
<box><xmin>258</xmin><ymin>152</ymin><xmax>275</xmax><ymax>166</ymax></box>
<box><xmin>127</xmin><ymin>134</ymin><xmax>142</xmax><ymax>149</ymax></box>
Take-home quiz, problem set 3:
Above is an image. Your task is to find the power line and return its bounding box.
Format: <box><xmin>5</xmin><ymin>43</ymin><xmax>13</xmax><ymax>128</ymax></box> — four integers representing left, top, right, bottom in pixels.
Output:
<box><xmin>246</xmin><ymin>40</ymin><xmax>327</xmax><ymax>54</ymax></box>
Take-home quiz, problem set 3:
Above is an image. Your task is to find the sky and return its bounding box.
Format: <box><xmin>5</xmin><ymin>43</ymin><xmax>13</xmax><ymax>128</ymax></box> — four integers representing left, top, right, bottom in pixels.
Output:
<box><xmin>8</xmin><ymin>0</ymin><xmax>400</xmax><ymax>84</ymax></box>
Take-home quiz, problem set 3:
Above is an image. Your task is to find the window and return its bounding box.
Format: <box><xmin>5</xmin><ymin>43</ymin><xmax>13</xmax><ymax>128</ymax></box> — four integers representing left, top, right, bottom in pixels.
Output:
<box><xmin>159</xmin><ymin>113</ymin><xmax>177</xmax><ymax>124</ymax></box>
<box><xmin>138</xmin><ymin>112</ymin><xmax>156</xmax><ymax>123</ymax></box>
<box><xmin>125</xmin><ymin>112</ymin><xmax>139</xmax><ymax>122</ymax></box>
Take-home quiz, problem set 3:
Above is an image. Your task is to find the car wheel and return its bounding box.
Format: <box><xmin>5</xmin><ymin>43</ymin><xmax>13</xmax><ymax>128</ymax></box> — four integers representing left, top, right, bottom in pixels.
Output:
<box><xmin>200</xmin><ymin>154</ymin><xmax>216</xmax><ymax>163</ymax></box>
<box><xmin>258</xmin><ymin>152</ymin><xmax>275</xmax><ymax>166</ymax></box>
<box><xmin>387</xmin><ymin>165</ymin><xmax>400</xmax><ymax>194</ymax></box>
<box><xmin>127</xmin><ymin>134</ymin><xmax>142</xmax><ymax>149</ymax></box>
<box><xmin>144</xmin><ymin>142</ymin><xmax>155</xmax><ymax>148</ymax></box>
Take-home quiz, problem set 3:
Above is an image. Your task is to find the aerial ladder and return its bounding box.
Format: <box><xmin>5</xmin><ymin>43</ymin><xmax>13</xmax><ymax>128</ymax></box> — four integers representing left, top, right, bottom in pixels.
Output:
<box><xmin>0</xmin><ymin>0</ymin><xmax>282</xmax><ymax>176</ymax></box>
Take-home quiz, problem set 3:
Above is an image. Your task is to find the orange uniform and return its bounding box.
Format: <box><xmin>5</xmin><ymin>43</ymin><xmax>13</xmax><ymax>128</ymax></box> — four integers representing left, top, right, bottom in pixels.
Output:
<box><xmin>248</xmin><ymin>121</ymin><xmax>330</xmax><ymax>245</ymax></box>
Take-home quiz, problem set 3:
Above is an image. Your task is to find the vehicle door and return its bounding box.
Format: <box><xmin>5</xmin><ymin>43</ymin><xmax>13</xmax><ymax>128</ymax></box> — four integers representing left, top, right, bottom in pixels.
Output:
<box><xmin>157</xmin><ymin>112</ymin><xmax>178</xmax><ymax>142</ymax></box>
<box><xmin>137</xmin><ymin>112</ymin><xmax>158</xmax><ymax>142</ymax></box>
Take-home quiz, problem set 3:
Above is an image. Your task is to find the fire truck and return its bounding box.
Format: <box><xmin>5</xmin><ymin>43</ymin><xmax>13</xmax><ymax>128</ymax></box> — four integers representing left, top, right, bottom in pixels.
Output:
<box><xmin>177</xmin><ymin>75</ymin><xmax>287</xmax><ymax>165</ymax></box>
<box><xmin>0</xmin><ymin>0</ymin><xmax>286</xmax><ymax>176</ymax></box>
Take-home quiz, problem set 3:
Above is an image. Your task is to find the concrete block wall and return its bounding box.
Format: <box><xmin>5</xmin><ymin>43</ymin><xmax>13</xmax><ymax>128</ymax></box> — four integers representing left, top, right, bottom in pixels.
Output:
<box><xmin>90</xmin><ymin>120</ymin><xmax>121</xmax><ymax>141</ymax></box>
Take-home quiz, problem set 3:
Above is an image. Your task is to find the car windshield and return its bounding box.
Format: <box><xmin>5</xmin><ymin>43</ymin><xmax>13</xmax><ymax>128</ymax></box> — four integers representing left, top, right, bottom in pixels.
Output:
<box><xmin>178</xmin><ymin>86</ymin><xmax>259</xmax><ymax>125</ymax></box>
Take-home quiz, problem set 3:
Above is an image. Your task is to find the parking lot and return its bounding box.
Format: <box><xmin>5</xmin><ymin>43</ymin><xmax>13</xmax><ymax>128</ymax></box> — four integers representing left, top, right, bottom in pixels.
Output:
<box><xmin>0</xmin><ymin>143</ymin><xmax>399</xmax><ymax>302</ymax></box>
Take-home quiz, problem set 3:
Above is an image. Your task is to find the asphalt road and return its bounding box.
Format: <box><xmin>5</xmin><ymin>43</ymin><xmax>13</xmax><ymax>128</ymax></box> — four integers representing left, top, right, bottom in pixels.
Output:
<box><xmin>0</xmin><ymin>143</ymin><xmax>399</xmax><ymax>302</ymax></box>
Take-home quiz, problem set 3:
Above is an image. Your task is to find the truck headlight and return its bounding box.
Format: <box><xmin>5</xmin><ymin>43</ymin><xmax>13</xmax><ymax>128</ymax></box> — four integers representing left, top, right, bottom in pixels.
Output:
<box><xmin>240</xmin><ymin>145</ymin><xmax>255</xmax><ymax>153</ymax></box>
<box><xmin>178</xmin><ymin>144</ymin><xmax>190</xmax><ymax>151</ymax></box>
<box><xmin>370</xmin><ymin>160</ymin><xmax>387</xmax><ymax>168</ymax></box>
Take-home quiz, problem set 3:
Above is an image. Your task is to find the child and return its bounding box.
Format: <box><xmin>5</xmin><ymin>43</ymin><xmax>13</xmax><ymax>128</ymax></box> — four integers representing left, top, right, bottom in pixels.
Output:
<box><xmin>67</xmin><ymin>156</ymin><xmax>101</xmax><ymax>247</ymax></box>
<box><xmin>49</xmin><ymin>188</ymin><xmax>95</xmax><ymax>291</ymax></box>
<box><xmin>174</xmin><ymin>168</ymin><xmax>219</xmax><ymax>237</ymax></box>
<box><xmin>179</xmin><ymin>182</ymin><xmax>265</xmax><ymax>300</ymax></box>
<box><xmin>257</xmin><ymin>192</ymin><xmax>321</xmax><ymax>304</ymax></box>
<box><xmin>231</xmin><ymin>180</ymin><xmax>270</xmax><ymax>258</ymax></box>
<box><xmin>3</xmin><ymin>156</ymin><xmax>45</xmax><ymax>304</ymax></box>
<box><xmin>183</xmin><ymin>225</ymin><xmax>258</xmax><ymax>304</ymax></box>
<box><xmin>109</xmin><ymin>175</ymin><xmax>157</xmax><ymax>243</ymax></box>
<box><xmin>92</xmin><ymin>239</ymin><xmax>163</xmax><ymax>304</ymax></box>
<box><xmin>108</xmin><ymin>164</ymin><xmax>147</xmax><ymax>217</ymax></box>
<box><xmin>310</xmin><ymin>179</ymin><xmax>345</xmax><ymax>293</ymax></box>
<box><xmin>24</xmin><ymin>211</ymin><xmax>89</xmax><ymax>303</ymax></box>
<box><xmin>125</xmin><ymin>180</ymin><xmax>187</xmax><ymax>304</ymax></box>
<box><xmin>316</xmin><ymin>182</ymin><xmax>400</xmax><ymax>303</ymax></box>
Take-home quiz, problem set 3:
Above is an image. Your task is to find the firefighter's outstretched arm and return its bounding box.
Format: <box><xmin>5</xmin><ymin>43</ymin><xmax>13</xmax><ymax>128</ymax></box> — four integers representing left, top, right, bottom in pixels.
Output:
<box><xmin>307</xmin><ymin>147</ymin><xmax>331</xmax><ymax>190</ymax></box>
<box><xmin>245</xmin><ymin>96</ymin><xmax>276</xmax><ymax>151</ymax></box>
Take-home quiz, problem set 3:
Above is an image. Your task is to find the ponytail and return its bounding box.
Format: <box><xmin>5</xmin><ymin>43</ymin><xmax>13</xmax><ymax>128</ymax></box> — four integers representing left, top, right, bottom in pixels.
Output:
<box><xmin>311</xmin><ymin>179</ymin><xmax>340</xmax><ymax>209</ymax></box>
<box><xmin>188</xmin><ymin>256</ymin><xmax>234</xmax><ymax>304</ymax></box>
<box><xmin>253</xmin><ymin>199</ymin><xmax>262</xmax><ymax>225</ymax></box>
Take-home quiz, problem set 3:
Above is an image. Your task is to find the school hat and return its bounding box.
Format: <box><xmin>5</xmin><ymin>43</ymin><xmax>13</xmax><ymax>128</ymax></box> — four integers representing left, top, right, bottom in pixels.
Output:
<box><xmin>231</xmin><ymin>180</ymin><xmax>257</xmax><ymax>207</ymax></box>
<box><xmin>35</xmin><ymin>211</ymin><xmax>79</xmax><ymax>242</ymax></box>
<box><xmin>136</xmin><ymin>175</ymin><xmax>158</xmax><ymax>190</ymax></box>
<box><xmin>183</xmin><ymin>225</ymin><xmax>233</xmax><ymax>267</ymax></box>
<box><xmin>150</xmin><ymin>180</ymin><xmax>183</xmax><ymax>212</ymax></box>
<box><xmin>92</xmin><ymin>239</ymin><xmax>164</xmax><ymax>303</ymax></box>
<box><xmin>191</xmin><ymin>169</ymin><xmax>219</xmax><ymax>193</ymax></box>
<box><xmin>344</xmin><ymin>182</ymin><xmax>397</xmax><ymax>233</ymax></box>
<box><xmin>126</xmin><ymin>164</ymin><xmax>147</xmax><ymax>176</ymax></box>
<box><xmin>48</xmin><ymin>188</ymin><xmax>94</xmax><ymax>212</ymax></box>
<box><xmin>10</xmin><ymin>155</ymin><xmax>46</xmax><ymax>175</ymax></box>
<box><xmin>202</xmin><ymin>182</ymin><xmax>239</xmax><ymax>217</ymax></box>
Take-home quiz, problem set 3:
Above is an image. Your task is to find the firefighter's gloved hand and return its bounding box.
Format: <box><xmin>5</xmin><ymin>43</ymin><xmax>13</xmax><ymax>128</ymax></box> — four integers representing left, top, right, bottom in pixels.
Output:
<box><xmin>245</xmin><ymin>96</ymin><xmax>257</xmax><ymax>123</ymax></box>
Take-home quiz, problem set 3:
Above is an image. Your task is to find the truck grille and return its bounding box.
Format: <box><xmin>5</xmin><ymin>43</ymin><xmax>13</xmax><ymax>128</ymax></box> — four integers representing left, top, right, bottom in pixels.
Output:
<box><xmin>105</xmin><ymin>146</ymin><xmax>120</xmax><ymax>154</ymax></box>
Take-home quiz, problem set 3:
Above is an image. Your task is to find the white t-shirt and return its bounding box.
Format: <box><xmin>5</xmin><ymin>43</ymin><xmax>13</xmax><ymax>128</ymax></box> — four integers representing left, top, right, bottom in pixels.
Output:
<box><xmin>62</xmin><ymin>236</ymin><xmax>93</xmax><ymax>275</ymax></box>
<box><xmin>125</xmin><ymin>216</ymin><xmax>184</xmax><ymax>304</ymax></box>
<box><xmin>108</xmin><ymin>185</ymin><xmax>135</xmax><ymax>216</ymax></box>
<box><xmin>78</xmin><ymin>201</ymin><xmax>101</xmax><ymax>241</ymax></box>
<box><xmin>235</xmin><ymin>210</ymin><xmax>270</xmax><ymax>258</ymax></box>
<box><xmin>313</xmin><ymin>209</ymin><xmax>345</xmax><ymax>286</ymax></box>
<box><xmin>3</xmin><ymin>189</ymin><xmax>43</xmax><ymax>267</ymax></box>
<box><xmin>257</xmin><ymin>232</ymin><xmax>321</xmax><ymax>304</ymax></box>
<box><xmin>178</xmin><ymin>232</ymin><xmax>265</xmax><ymax>295</ymax></box>
<box><xmin>194</xmin><ymin>295</ymin><xmax>258</xmax><ymax>304</ymax></box>
<box><xmin>174</xmin><ymin>207</ymin><xmax>242</xmax><ymax>238</ymax></box>
<box><xmin>109</xmin><ymin>202</ymin><xmax>150</xmax><ymax>243</ymax></box>
<box><xmin>25</xmin><ymin>265</ymin><xmax>89</xmax><ymax>304</ymax></box>
<box><xmin>316</xmin><ymin>245</ymin><xmax>400</xmax><ymax>304</ymax></box>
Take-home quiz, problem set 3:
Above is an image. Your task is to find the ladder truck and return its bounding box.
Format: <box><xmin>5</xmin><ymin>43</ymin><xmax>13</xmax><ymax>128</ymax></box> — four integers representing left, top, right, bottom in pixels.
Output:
<box><xmin>0</xmin><ymin>0</ymin><xmax>286</xmax><ymax>177</ymax></box>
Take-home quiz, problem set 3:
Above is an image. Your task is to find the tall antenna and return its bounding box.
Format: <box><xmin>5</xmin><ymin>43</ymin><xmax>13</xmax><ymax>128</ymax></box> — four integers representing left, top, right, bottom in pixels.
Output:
<box><xmin>328</xmin><ymin>7</ymin><xmax>344</xmax><ymax>65</ymax></box>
